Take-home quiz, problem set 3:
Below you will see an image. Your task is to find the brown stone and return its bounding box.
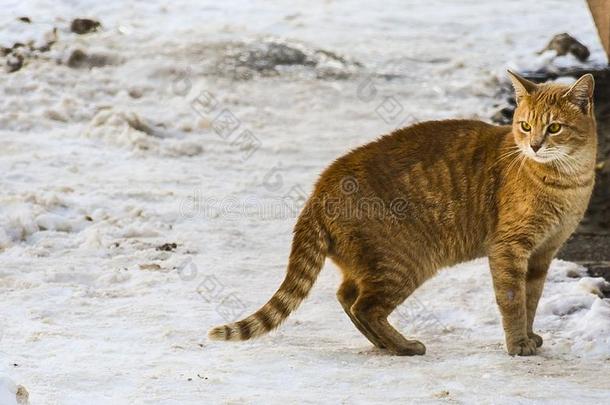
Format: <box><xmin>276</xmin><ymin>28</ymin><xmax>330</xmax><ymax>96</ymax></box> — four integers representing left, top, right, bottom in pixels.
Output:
<box><xmin>70</xmin><ymin>18</ymin><xmax>101</xmax><ymax>34</ymax></box>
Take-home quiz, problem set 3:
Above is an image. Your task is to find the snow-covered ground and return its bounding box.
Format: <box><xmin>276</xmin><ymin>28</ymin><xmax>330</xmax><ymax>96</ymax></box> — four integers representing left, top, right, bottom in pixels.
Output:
<box><xmin>1</xmin><ymin>1</ymin><xmax>609</xmax><ymax>403</ymax></box>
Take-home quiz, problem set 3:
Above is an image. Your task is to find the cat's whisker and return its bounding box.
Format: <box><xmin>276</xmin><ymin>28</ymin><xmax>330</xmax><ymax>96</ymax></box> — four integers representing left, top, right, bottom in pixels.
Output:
<box><xmin>495</xmin><ymin>145</ymin><xmax>525</xmax><ymax>169</ymax></box>
<box><xmin>561</xmin><ymin>157</ymin><xmax>577</xmax><ymax>176</ymax></box>
<box><xmin>558</xmin><ymin>153</ymin><xmax>581</xmax><ymax>173</ymax></box>
<box><xmin>555</xmin><ymin>157</ymin><xmax>571</xmax><ymax>177</ymax></box>
<box><xmin>517</xmin><ymin>154</ymin><xmax>528</xmax><ymax>177</ymax></box>
<box><xmin>563</xmin><ymin>162</ymin><xmax>576</xmax><ymax>176</ymax></box>
<box><xmin>492</xmin><ymin>152</ymin><xmax>522</xmax><ymax>171</ymax></box>
<box><xmin>505</xmin><ymin>152</ymin><xmax>524</xmax><ymax>176</ymax></box>
<box><xmin>491</xmin><ymin>146</ymin><xmax>522</xmax><ymax>170</ymax></box>
<box><xmin>548</xmin><ymin>152</ymin><xmax>569</xmax><ymax>175</ymax></box>
<box><xmin>538</xmin><ymin>147</ymin><xmax>574</xmax><ymax>176</ymax></box>
<box><xmin>551</xmin><ymin>149</ymin><xmax>580</xmax><ymax>175</ymax></box>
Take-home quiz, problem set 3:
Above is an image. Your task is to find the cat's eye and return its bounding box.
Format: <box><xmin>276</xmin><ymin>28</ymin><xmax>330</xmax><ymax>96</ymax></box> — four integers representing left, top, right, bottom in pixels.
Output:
<box><xmin>520</xmin><ymin>121</ymin><xmax>531</xmax><ymax>132</ymax></box>
<box><xmin>547</xmin><ymin>123</ymin><xmax>562</xmax><ymax>134</ymax></box>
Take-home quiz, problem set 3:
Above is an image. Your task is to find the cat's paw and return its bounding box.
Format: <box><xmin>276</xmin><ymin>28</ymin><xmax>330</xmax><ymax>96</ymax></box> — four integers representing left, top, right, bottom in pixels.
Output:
<box><xmin>507</xmin><ymin>337</ymin><xmax>538</xmax><ymax>356</ymax></box>
<box><xmin>393</xmin><ymin>340</ymin><xmax>426</xmax><ymax>356</ymax></box>
<box><xmin>528</xmin><ymin>332</ymin><xmax>543</xmax><ymax>348</ymax></box>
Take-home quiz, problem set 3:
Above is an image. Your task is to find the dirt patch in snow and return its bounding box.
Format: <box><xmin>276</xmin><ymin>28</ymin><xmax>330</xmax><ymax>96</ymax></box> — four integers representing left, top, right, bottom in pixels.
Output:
<box><xmin>207</xmin><ymin>38</ymin><xmax>363</xmax><ymax>80</ymax></box>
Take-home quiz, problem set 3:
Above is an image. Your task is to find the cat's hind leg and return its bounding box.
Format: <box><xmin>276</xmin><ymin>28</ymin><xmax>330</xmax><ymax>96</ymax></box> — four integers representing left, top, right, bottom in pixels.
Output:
<box><xmin>337</xmin><ymin>279</ymin><xmax>386</xmax><ymax>349</ymax></box>
<box><xmin>351</xmin><ymin>278</ymin><xmax>426</xmax><ymax>356</ymax></box>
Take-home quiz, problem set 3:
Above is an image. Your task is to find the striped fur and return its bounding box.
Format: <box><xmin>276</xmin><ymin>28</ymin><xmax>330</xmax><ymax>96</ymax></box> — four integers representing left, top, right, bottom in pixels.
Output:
<box><xmin>208</xmin><ymin>203</ymin><xmax>328</xmax><ymax>341</ymax></box>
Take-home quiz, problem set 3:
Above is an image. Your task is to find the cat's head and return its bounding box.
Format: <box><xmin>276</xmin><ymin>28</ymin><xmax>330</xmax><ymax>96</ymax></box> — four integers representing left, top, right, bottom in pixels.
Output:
<box><xmin>507</xmin><ymin>70</ymin><xmax>596</xmax><ymax>167</ymax></box>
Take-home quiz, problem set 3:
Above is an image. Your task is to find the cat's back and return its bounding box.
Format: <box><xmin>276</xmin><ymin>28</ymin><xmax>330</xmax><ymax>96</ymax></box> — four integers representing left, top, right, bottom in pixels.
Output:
<box><xmin>318</xmin><ymin>119</ymin><xmax>510</xmax><ymax>194</ymax></box>
<box><xmin>362</xmin><ymin>119</ymin><xmax>508</xmax><ymax>166</ymax></box>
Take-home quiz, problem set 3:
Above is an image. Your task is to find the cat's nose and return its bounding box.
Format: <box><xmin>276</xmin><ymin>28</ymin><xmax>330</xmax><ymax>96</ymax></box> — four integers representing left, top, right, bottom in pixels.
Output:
<box><xmin>530</xmin><ymin>143</ymin><xmax>542</xmax><ymax>153</ymax></box>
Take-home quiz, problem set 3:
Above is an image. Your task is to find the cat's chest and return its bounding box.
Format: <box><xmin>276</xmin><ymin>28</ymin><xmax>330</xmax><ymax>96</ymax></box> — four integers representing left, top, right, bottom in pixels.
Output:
<box><xmin>511</xmin><ymin>176</ymin><xmax>593</xmax><ymax>228</ymax></box>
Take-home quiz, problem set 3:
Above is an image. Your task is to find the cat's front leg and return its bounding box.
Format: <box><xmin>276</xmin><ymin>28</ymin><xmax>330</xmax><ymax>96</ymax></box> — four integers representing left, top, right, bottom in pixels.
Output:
<box><xmin>525</xmin><ymin>247</ymin><xmax>556</xmax><ymax>348</ymax></box>
<box><xmin>489</xmin><ymin>243</ymin><xmax>538</xmax><ymax>356</ymax></box>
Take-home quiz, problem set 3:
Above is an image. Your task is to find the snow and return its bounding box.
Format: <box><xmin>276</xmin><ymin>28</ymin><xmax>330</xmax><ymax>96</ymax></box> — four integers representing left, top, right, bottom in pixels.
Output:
<box><xmin>1</xmin><ymin>0</ymin><xmax>609</xmax><ymax>403</ymax></box>
<box><xmin>0</xmin><ymin>374</ymin><xmax>18</xmax><ymax>405</ymax></box>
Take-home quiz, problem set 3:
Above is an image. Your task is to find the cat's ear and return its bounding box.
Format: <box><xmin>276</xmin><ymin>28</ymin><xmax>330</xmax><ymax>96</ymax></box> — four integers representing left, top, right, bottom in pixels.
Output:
<box><xmin>562</xmin><ymin>74</ymin><xmax>595</xmax><ymax>114</ymax></box>
<box><xmin>507</xmin><ymin>70</ymin><xmax>538</xmax><ymax>104</ymax></box>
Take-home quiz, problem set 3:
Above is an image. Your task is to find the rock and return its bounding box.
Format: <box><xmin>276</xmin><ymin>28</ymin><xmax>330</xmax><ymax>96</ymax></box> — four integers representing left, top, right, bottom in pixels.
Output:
<box><xmin>585</xmin><ymin>262</ymin><xmax>610</xmax><ymax>281</ymax></box>
<box><xmin>559</xmin><ymin>234</ymin><xmax>610</xmax><ymax>262</ymax></box>
<box><xmin>214</xmin><ymin>38</ymin><xmax>362</xmax><ymax>80</ymax></box>
<box><xmin>491</xmin><ymin>106</ymin><xmax>514</xmax><ymax>124</ymax></box>
<box><xmin>221</xmin><ymin>41</ymin><xmax>313</xmax><ymax>77</ymax></box>
<box><xmin>70</xmin><ymin>18</ymin><xmax>101</xmax><ymax>34</ymax></box>
<box><xmin>66</xmin><ymin>48</ymin><xmax>119</xmax><ymax>69</ymax></box>
<box><xmin>66</xmin><ymin>49</ymin><xmax>87</xmax><ymax>67</ymax></box>
<box><xmin>6</xmin><ymin>53</ymin><xmax>24</xmax><ymax>73</ymax></box>
<box><xmin>156</xmin><ymin>243</ymin><xmax>178</xmax><ymax>252</ymax></box>
<box><xmin>123</xmin><ymin>113</ymin><xmax>177</xmax><ymax>139</ymax></box>
<box><xmin>17</xmin><ymin>17</ymin><xmax>31</xmax><ymax>23</ymax></box>
<box><xmin>2</xmin><ymin>28</ymin><xmax>57</xmax><ymax>73</ymax></box>
<box><xmin>539</xmin><ymin>33</ymin><xmax>590</xmax><ymax>62</ymax></box>
<box><xmin>128</xmin><ymin>87</ymin><xmax>143</xmax><ymax>99</ymax></box>
<box><xmin>36</xmin><ymin>28</ymin><xmax>58</xmax><ymax>52</ymax></box>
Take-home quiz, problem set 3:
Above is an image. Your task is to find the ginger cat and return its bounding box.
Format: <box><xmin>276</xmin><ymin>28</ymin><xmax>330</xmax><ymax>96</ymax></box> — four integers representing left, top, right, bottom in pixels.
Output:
<box><xmin>209</xmin><ymin>71</ymin><xmax>596</xmax><ymax>356</ymax></box>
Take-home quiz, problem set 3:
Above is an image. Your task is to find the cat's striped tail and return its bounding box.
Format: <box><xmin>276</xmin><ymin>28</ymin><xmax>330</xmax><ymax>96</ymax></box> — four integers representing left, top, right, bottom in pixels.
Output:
<box><xmin>208</xmin><ymin>203</ymin><xmax>328</xmax><ymax>341</ymax></box>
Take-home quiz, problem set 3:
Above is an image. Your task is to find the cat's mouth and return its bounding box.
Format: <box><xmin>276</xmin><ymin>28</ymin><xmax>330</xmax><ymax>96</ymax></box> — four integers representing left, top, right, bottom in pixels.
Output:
<box><xmin>520</xmin><ymin>145</ymin><xmax>576</xmax><ymax>167</ymax></box>
<box><xmin>520</xmin><ymin>146</ymin><xmax>559</xmax><ymax>164</ymax></box>
<box><xmin>528</xmin><ymin>152</ymin><xmax>554</xmax><ymax>163</ymax></box>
